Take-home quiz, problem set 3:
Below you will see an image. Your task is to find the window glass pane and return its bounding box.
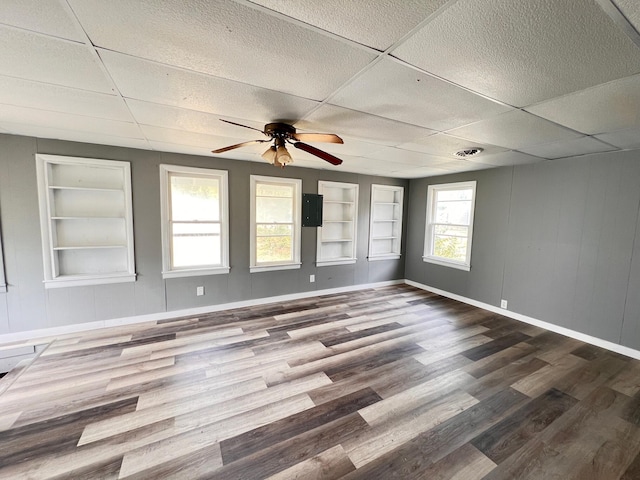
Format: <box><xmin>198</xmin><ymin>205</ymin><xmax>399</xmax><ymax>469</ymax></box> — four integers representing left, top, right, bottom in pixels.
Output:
<box><xmin>172</xmin><ymin>223</ymin><xmax>221</xmax><ymax>267</ymax></box>
<box><xmin>435</xmin><ymin>200</ymin><xmax>471</xmax><ymax>225</ymax></box>
<box><xmin>170</xmin><ymin>174</ymin><xmax>220</xmax><ymax>222</ymax></box>
<box><xmin>256</xmin><ymin>183</ymin><xmax>293</xmax><ymax>198</ymax></box>
<box><xmin>256</xmin><ymin>224</ymin><xmax>292</xmax><ymax>236</ymax></box>
<box><xmin>434</xmin><ymin>235</ymin><xmax>468</xmax><ymax>262</ymax></box>
<box><xmin>256</xmin><ymin>196</ymin><xmax>293</xmax><ymax>223</ymax></box>
<box><xmin>437</xmin><ymin>188</ymin><xmax>473</xmax><ymax>201</ymax></box>
<box><xmin>434</xmin><ymin>225</ymin><xmax>469</xmax><ymax>237</ymax></box>
<box><xmin>256</xmin><ymin>236</ymin><xmax>292</xmax><ymax>263</ymax></box>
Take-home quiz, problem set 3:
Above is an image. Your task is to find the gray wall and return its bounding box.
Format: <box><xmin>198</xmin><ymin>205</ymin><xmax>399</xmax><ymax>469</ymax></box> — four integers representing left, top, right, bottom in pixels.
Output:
<box><xmin>0</xmin><ymin>133</ymin><xmax>408</xmax><ymax>335</ymax></box>
<box><xmin>406</xmin><ymin>150</ymin><xmax>640</xmax><ymax>351</ymax></box>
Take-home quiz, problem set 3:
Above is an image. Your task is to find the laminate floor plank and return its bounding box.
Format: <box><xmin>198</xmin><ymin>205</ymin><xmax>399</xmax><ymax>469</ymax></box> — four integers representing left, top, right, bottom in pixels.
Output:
<box><xmin>1</xmin><ymin>285</ymin><xmax>639</xmax><ymax>479</ymax></box>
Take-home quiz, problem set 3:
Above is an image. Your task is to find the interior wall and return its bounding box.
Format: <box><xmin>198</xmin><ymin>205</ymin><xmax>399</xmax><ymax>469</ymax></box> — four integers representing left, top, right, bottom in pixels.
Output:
<box><xmin>406</xmin><ymin>149</ymin><xmax>640</xmax><ymax>351</ymax></box>
<box><xmin>0</xmin><ymin>133</ymin><xmax>408</xmax><ymax>335</ymax></box>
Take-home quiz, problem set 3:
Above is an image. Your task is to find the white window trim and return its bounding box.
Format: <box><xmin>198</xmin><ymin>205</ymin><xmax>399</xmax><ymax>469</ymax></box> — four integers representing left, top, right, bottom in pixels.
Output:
<box><xmin>159</xmin><ymin>164</ymin><xmax>230</xmax><ymax>279</ymax></box>
<box><xmin>250</xmin><ymin>175</ymin><xmax>302</xmax><ymax>273</ymax></box>
<box><xmin>423</xmin><ymin>181</ymin><xmax>477</xmax><ymax>271</ymax></box>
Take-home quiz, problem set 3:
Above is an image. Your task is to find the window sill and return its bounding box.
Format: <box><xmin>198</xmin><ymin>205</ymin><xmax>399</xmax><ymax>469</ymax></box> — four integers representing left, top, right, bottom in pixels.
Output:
<box><xmin>250</xmin><ymin>263</ymin><xmax>301</xmax><ymax>273</ymax></box>
<box><xmin>162</xmin><ymin>267</ymin><xmax>230</xmax><ymax>279</ymax></box>
<box><xmin>422</xmin><ymin>256</ymin><xmax>470</xmax><ymax>271</ymax></box>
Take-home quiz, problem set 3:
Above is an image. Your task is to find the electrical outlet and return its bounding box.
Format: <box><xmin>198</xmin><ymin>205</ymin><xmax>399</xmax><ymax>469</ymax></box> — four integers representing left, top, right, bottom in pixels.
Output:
<box><xmin>196</xmin><ymin>286</ymin><xmax>204</xmax><ymax>296</ymax></box>
<box><xmin>500</xmin><ymin>299</ymin><xmax>508</xmax><ymax>309</ymax></box>
<box><xmin>310</xmin><ymin>274</ymin><xmax>315</xmax><ymax>283</ymax></box>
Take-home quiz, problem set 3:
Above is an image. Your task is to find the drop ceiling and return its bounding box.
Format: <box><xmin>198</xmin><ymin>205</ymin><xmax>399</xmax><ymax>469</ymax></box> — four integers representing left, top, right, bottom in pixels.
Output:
<box><xmin>1</xmin><ymin>0</ymin><xmax>639</xmax><ymax>178</ymax></box>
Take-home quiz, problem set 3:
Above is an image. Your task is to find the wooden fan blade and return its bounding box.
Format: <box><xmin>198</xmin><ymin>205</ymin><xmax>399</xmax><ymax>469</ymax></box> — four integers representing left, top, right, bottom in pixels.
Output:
<box><xmin>219</xmin><ymin>119</ymin><xmax>266</xmax><ymax>134</ymax></box>
<box><xmin>293</xmin><ymin>142</ymin><xmax>343</xmax><ymax>165</ymax></box>
<box><xmin>212</xmin><ymin>140</ymin><xmax>267</xmax><ymax>154</ymax></box>
<box><xmin>292</xmin><ymin>133</ymin><xmax>343</xmax><ymax>144</ymax></box>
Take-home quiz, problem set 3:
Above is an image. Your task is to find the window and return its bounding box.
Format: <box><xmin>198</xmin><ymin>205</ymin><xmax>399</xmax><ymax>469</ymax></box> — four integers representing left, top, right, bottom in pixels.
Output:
<box><xmin>369</xmin><ymin>184</ymin><xmax>403</xmax><ymax>260</ymax></box>
<box><xmin>160</xmin><ymin>165</ymin><xmax>229</xmax><ymax>278</ymax></box>
<box><xmin>317</xmin><ymin>181</ymin><xmax>358</xmax><ymax>266</ymax></box>
<box><xmin>250</xmin><ymin>175</ymin><xmax>302</xmax><ymax>273</ymax></box>
<box><xmin>36</xmin><ymin>154</ymin><xmax>136</xmax><ymax>288</ymax></box>
<box><xmin>423</xmin><ymin>181</ymin><xmax>477</xmax><ymax>271</ymax></box>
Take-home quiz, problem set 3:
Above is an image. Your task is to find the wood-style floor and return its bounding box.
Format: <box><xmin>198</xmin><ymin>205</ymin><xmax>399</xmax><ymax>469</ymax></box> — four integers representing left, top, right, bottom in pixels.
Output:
<box><xmin>1</xmin><ymin>284</ymin><xmax>640</xmax><ymax>479</ymax></box>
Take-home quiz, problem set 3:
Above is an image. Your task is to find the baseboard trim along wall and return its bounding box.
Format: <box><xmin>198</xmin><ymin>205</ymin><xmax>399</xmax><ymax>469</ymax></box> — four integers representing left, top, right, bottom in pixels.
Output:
<box><xmin>0</xmin><ymin>280</ymin><xmax>405</xmax><ymax>346</ymax></box>
<box><xmin>405</xmin><ymin>279</ymin><xmax>640</xmax><ymax>361</ymax></box>
<box><xmin>3</xmin><ymin>278</ymin><xmax>639</xmax><ymax>362</ymax></box>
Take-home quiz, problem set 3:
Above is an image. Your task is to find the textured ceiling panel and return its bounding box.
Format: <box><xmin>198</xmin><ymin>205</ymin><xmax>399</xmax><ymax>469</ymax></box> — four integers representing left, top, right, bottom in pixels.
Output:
<box><xmin>99</xmin><ymin>50</ymin><xmax>320</xmax><ymax>123</ymax></box>
<box><xmin>392</xmin><ymin>0</ymin><xmax>640</xmax><ymax>107</ymax></box>
<box><xmin>613</xmin><ymin>0</ymin><xmax>640</xmax><ymax>30</ymax></box>
<box><xmin>526</xmin><ymin>74</ymin><xmax>640</xmax><ymax>135</ymax></box>
<box><xmin>397</xmin><ymin>132</ymin><xmax>508</xmax><ymax>157</ymax></box>
<box><xmin>447</xmin><ymin>110</ymin><xmax>582</xmax><ymax>150</ymax></box>
<box><xmin>0</xmin><ymin>122</ymin><xmax>150</xmax><ymax>150</ymax></box>
<box><xmin>248</xmin><ymin>0</ymin><xmax>450</xmax><ymax>50</ymax></box>
<box><xmin>595</xmin><ymin>127</ymin><xmax>640</xmax><ymax>149</ymax></box>
<box><xmin>367</xmin><ymin>146</ymin><xmax>452</xmax><ymax>167</ymax></box>
<box><xmin>466</xmin><ymin>150</ymin><xmax>545</xmax><ymax>167</ymax></box>
<box><xmin>0</xmin><ymin>75</ymin><xmax>132</xmax><ymax>122</ymax></box>
<box><xmin>298</xmin><ymin>104</ymin><xmax>436</xmax><ymax>146</ymax></box>
<box><xmin>518</xmin><ymin>136</ymin><xmax>617</xmax><ymax>160</ymax></box>
<box><xmin>67</xmin><ymin>0</ymin><xmax>376</xmax><ymax>100</ymax></box>
<box><xmin>0</xmin><ymin>26</ymin><xmax>113</xmax><ymax>93</ymax></box>
<box><xmin>0</xmin><ymin>104</ymin><xmax>142</xmax><ymax>139</ymax></box>
<box><xmin>0</xmin><ymin>0</ymin><xmax>84</xmax><ymax>41</ymax></box>
<box><xmin>330</xmin><ymin>58</ymin><xmax>511</xmax><ymax>130</ymax></box>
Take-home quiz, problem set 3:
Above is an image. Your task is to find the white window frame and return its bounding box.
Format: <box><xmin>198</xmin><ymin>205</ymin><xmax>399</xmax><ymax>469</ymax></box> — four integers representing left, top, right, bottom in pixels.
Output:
<box><xmin>250</xmin><ymin>175</ymin><xmax>302</xmax><ymax>273</ymax></box>
<box><xmin>423</xmin><ymin>181</ymin><xmax>477</xmax><ymax>271</ymax></box>
<box><xmin>159</xmin><ymin>164</ymin><xmax>230</xmax><ymax>279</ymax></box>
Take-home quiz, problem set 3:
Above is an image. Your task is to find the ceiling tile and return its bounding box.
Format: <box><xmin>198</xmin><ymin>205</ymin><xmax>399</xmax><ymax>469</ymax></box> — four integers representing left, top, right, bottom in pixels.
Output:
<box><xmin>613</xmin><ymin>0</ymin><xmax>640</xmax><ymax>30</ymax></box>
<box><xmin>392</xmin><ymin>0</ymin><xmax>640</xmax><ymax>106</ymax></box>
<box><xmin>141</xmin><ymin>124</ymin><xmax>268</xmax><ymax>154</ymax></box>
<box><xmin>305</xmin><ymin>135</ymin><xmax>381</xmax><ymax>158</ymax></box>
<box><xmin>126</xmin><ymin>99</ymin><xmax>266</xmax><ymax>137</ymax></box>
<box><xmin>0</xmin><ymin>0</ymin><xmax>84</xmax><ymax>41</ymax></box>
<box><xmin>367</xmin><ymin>146</ymin><xmax>452</xmax><ymax>167</ymax></box>
<box><xmin>466</xmin><ymin>150</ymin><xmax>545</xmax><ymax>167</ymax></box>
<box><xmin>0</xmin><ymin>121</ymin><xmax>150</xmax><ymax>150</ymax></box>
<box><xmin>388</xmin><ymin>165</ymin><xmax>459</xmax><ymax>178</ymax></box>
<box><xmin>67</xmin><ymin>0</ymin><xmax>376</xmax><ymax>100</ymax></box>
<box><xmin>0</xmin><ymin>26</ymin><xmax>113</xmax><ymax>94</ymax></box>
<box><xmin>298</xmin><ymin>104</ymin><xmax>437</xmax><ymax>146</ymax></box>
<box><xmin>595</xmin><ymin>127</ymin><xmax>640</xmax><ymax>149</ymax></box>
<box><xmin>433</xmin><ymin>159</ymin><xmax>497</xmax><ymax>172</ymax></box>
<box><xmin>519</xmin><ymin>136</ymin><xmax>617</xmax><ymax>159</ymax></box>
<box><xmin>149</xmin><ymin>141</ymin><xmax>246</xmax><ymax>160</ymax></box>
<box><xmin>248</xmin><ymin>0</ymin><xmax>450</xmax><ymax>50</ymax></box>
<box><xmin>0</xmin><ymin>75</ymin><xmax>131</xmax><ymax>121</ymax></box>
<box><xmin>447</xmin><ymin>110</ymin><xmax>582</xmax><ymax>149</ymax></box>
<box><xmin>0</xmin><ymin>105</ymin><xmax>143</xmax><ymax>139</ymax></box>
<box><xmin>330</xmin><ymin>58</ymin><xmax>511</xmax><ymax>130</ymax></box>
<box><xmin>525</xmin><ymin>74</ymin><xmax>640</xmax><ymax>135</ymax></box>
<box><xmin>99</xmin><ymin>50</ymin><xmax>320</xmax><ymax>123</ymax></box>
<box><xmin>397</xmin><ymin>132</ymin><xmax>508</xmax><ymax>157</ymax></box>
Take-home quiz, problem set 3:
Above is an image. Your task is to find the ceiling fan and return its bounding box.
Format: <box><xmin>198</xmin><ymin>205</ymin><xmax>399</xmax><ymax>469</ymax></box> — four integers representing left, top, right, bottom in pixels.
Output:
<box><xmin>211</xmin><ymin>119</ymin><xmax>344</xmax><ymax>167</ymax></box>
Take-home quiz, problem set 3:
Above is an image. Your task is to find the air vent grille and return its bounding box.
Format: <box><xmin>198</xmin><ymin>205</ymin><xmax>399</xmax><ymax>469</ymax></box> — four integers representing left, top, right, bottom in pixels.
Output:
<box><xmin>454</xmin><ymin>148</ymin><xmax>483</xmax><ymax>158</ymax></box>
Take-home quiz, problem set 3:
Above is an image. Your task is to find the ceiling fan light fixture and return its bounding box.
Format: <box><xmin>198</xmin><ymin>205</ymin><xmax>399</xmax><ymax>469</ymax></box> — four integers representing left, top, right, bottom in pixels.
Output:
<box><xmin>275</xmin><ymin>144</ymin><xmax>293</xmax><ymax>166</ymax></box>
<box><xmin>262</xmin><ymin>146</ymin><xmax>277</xmax><ymax>164</ymax></box>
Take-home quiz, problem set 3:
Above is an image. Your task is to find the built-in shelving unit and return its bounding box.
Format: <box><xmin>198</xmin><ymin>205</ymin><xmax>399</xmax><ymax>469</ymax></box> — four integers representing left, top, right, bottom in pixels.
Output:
<box><xmin>36</xmin><ymin>154</ymin><xmax>136</xmax><ymax>288</ymax></box>
<box><xmin>369</xmin><ymin>184</ymin><xmax>404</xmax><ymax>260</ymax></box>
<box><xmin>317</xmin><ymin>181</ymin><xmax>358</xmax><ymax>266</ymax></box>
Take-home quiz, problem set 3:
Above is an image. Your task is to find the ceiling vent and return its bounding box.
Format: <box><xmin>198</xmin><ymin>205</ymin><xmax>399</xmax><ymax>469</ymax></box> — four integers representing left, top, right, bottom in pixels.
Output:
<box><xmin>454</xmin><ymin>148</ymin><xmax>483</xmax><ymax>158</ymax></box>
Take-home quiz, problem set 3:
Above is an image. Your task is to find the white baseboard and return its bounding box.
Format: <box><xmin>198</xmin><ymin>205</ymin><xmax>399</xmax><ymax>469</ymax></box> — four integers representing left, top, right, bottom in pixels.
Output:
<box><xmin>0</xmin><ymin>280</ymin><xmax>405</xmax><ymax>346</ymax></box>
<box><xmin>405</xmin><ymin>279</ymin><xmax>640</xmax><ymax>360</ymax></box>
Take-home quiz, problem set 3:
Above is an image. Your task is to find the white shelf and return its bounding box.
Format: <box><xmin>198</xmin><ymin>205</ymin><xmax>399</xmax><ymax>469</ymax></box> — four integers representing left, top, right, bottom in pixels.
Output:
<box><xmin>36</xmin><ymin>154</ymin><xmax>136</xmax><ymax>288</ymax></box>
<box><xmin>369</xmin><ymin>185</ymin><xmax>403</xmax><ymax>260</ymax></box>
<box><xmin>317</xmin><ymin>181</ymin><xmax>358</xmax><ymax>266</ymax></box>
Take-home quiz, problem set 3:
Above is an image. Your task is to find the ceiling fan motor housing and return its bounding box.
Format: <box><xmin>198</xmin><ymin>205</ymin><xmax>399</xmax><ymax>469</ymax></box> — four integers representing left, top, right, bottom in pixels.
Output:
<box><xmin>264</xmin><ymin>122</ymin><xmax>297</xmax><ymax>139</ymax></box>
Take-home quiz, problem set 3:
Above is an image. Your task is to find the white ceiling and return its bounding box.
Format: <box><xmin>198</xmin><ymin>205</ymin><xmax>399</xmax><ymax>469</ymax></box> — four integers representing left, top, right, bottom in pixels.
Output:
<box><xmin>1</xmin><ymin>0</ymin><xmax>640</xmax><ymax>178</ymax></box>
